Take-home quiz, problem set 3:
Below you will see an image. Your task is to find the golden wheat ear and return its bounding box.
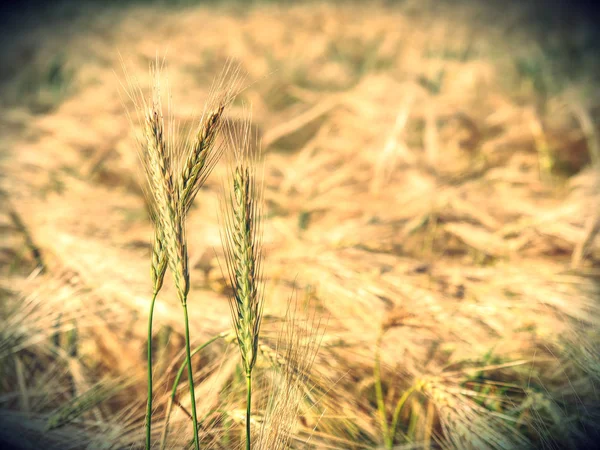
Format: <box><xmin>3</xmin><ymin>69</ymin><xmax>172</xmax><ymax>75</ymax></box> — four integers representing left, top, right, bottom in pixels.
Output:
<box><xmin>121</xmin><ymin>57</ymin><xmax>244</xmax><ymax>296</ymax></box>
<box><xmin>144</xmin><ymin>97</ymin><xmax>190</xmax><ymax>304</ymax></box>
<box><xmin>177</xmin><ymin>60</ymin><xmax>246</xmax><ymax>214</ymax></box>
<box><xmin>119</xmin><ymin>56</ymin><xmax>185</xmax><ymax>299</ymax></box>
<box><xmin>144</xmin><ymin>60</ymin><xmax>243</xmax><ymax>296</ymax></box>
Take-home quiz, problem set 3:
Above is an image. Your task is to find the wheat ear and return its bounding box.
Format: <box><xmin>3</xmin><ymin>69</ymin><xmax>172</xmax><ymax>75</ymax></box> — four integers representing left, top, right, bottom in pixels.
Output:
<box><xmin>219</xmin><ymin>112</ymin><xmax>264</xmax><ymax>450</ymax></box>
<box><xmin>146</xmin><ymin>61</ymin><xmax>244</xmax><ymax>291</ymax></box>
<box><xmin>178</xmin><ymin>61</ymin><xmax>243</xmax><ymax>212</ymax></box>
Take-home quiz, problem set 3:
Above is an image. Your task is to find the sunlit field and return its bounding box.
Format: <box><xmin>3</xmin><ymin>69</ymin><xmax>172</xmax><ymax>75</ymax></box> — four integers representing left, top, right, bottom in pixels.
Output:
<box><xmin>1</xmin><ymin>0</ymin><xmax>599</xmax><ymax>448</ymax></box>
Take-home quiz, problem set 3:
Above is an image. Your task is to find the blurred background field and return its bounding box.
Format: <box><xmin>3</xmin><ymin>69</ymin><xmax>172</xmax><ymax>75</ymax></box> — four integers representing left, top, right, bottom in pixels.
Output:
<box><xmin>1</xmin><ymin>0</ymin><xmax>600</xmax><ymax>448</ymax></box>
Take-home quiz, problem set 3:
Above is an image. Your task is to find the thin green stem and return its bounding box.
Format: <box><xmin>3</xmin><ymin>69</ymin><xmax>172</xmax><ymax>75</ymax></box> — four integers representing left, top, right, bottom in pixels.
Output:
<box><xmin>245</xmin><ymin>373</ymin><xmax>252</xmax><ymax>450</ymax></box>
<box><xmin>146</xmin><ymin>291</ymin><xmax>158</xmax><ymax>450</ymax></box>
<box><xmin>160</xmin><ymin>332</ymin><xmax>227</xmax><ymax>450</ymax></box>
<box><xmin>182</xmin><ymin>302</ymin><xmax>200</xmax><ymax>450</ymax></box>
<box><xmin>389</xmin><ymin>387</ymin><xmax>416</xmax><ymax>444</ymax></box>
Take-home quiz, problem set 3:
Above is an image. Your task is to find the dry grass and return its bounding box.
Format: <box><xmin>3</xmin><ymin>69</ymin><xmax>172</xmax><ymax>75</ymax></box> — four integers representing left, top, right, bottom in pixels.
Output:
<box><xmin>1</xmin><ymin>0</ymin><xmax>599</xmax><ymax>448</ymax></box>
<box><xmin>255</xmin><ymin>296</ymin><xmax>324</xmax><ymax>450</ymax></box>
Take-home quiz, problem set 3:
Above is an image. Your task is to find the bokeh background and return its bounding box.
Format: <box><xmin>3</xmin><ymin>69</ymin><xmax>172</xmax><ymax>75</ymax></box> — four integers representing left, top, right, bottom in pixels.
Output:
<box><xmin>1</xmin><ymin>0</ymin><xmax>600</xmax><ymax>448</ymax></box>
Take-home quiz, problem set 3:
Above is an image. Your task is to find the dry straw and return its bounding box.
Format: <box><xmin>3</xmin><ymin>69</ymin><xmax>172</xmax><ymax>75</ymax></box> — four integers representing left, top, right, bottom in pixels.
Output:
<box><xmin>255</xmin><ymin>296</ymin><xmax>324</xmax><ymax>450</ymax></box>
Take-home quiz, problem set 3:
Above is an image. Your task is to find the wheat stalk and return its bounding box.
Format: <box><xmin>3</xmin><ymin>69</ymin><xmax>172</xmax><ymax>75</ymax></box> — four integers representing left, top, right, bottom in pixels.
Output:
<box><xmin>219</xmin><ymin>112</ymin><xmax>264</xmax><ymax>450</ymax></box>
<box><xmin>140</xmin><ymin>63</ymin><xmax>200</xmax><ymax>449</ymax></box>
<box><xmin>122</xmin><ymin>56</ymin><xmax>242</xmax><ymax>450</ymax></box>
<box><xmin>160</xmin><ymin>330</ymin><xmax>233</xmax><ymax>450</ymax></box>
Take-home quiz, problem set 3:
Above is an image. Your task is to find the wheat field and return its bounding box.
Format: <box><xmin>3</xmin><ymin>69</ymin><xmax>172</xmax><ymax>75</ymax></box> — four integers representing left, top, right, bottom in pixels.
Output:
<box><xmin>1</xmin><ymin>0</ymin><xmax>599</xmax><ymax>449</ymax></box>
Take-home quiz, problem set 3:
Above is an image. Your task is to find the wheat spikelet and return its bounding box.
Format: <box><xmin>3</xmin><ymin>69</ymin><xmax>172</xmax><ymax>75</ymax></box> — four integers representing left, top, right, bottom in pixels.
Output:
<box><xmin>120</xmin><ymin>57</ymin><xmax>188</xmax><ymax>303</ymax></box>
<box><xmin>150</xmin><ymin>228</ymin><xmax>168</xmax><ymax>294</ymax></box>
<box><xmin>259</xmin><ymin>342</ymin><xmax>287</xmax><ymax>368</ymax></box>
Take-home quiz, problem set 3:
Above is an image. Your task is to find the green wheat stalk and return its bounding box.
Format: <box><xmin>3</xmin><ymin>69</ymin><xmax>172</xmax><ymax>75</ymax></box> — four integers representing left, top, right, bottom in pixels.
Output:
<box><xmin>219</xmin><ymin>113</ymin><xmax>264</xmax><ymax>450</ymax></box>
<box><xmin>160</xmin><ymin>330</ymin><xmax>233</xmax><ymax>450</ymax></box>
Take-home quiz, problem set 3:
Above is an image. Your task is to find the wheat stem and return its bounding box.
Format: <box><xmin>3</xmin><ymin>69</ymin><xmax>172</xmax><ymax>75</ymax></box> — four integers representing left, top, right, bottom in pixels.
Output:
<box><xmin>145</xmin><ymin>290</ymin><xmax>158</xmax><ymax>450</ymax></box>
<box><xmin>390</xmin><ymin>387</ymin><xmax>416</xmax><ymax>446</ymax></box>
<box><xmin>246</xmin><ymin>373</ymin><xmax>252</xmax><ymax>450</ymax></box>
<box><xmin>161</xmin><ymin>331</ymin><xmax>229</xmax><ymax>450</ymax></box>
<box><xmin>182</xmin><ymin>302</ymin><xmax>200</xmax><ymax>450</ymax></box>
